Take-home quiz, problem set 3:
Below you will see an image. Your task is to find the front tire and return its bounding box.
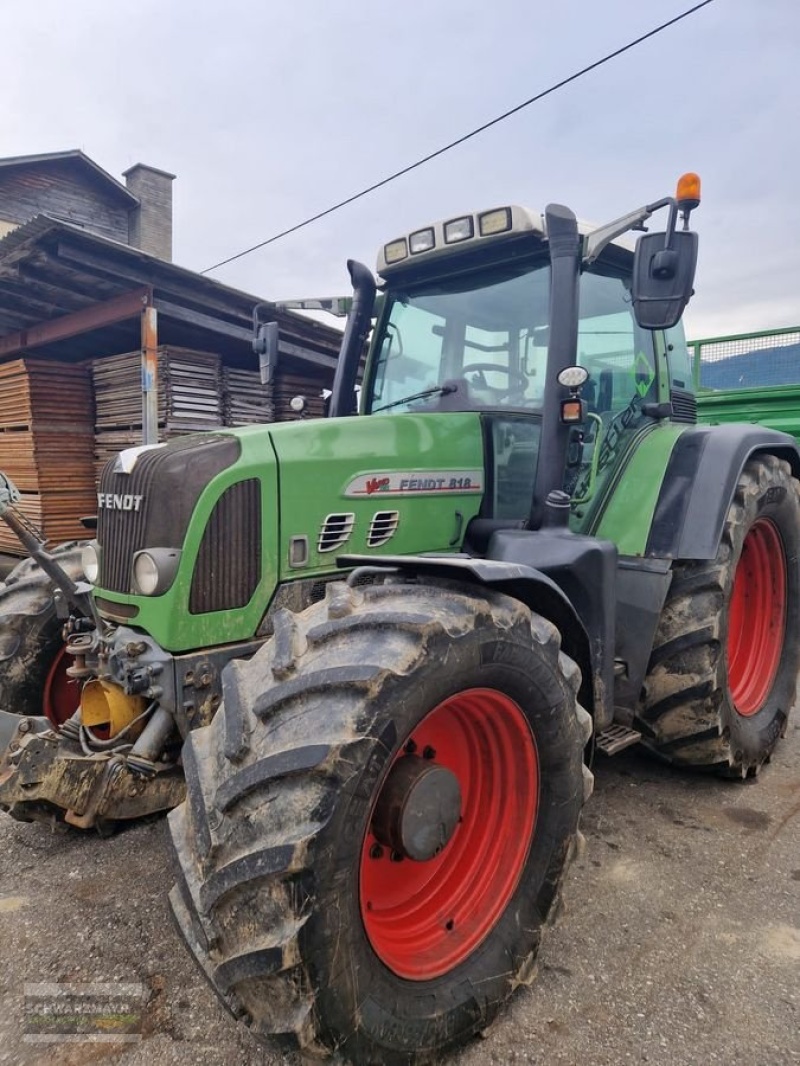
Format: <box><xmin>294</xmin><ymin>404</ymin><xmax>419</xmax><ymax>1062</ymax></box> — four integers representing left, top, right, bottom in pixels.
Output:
<box><xmin>169</xmin><ymin>579</ymin><xmax>591</xmax><ymax>1063</ymax></box>
<box><xmin>0</xmin><ymin>544</ymin><xmax>84</xmax><ymax>725</ymax></box>
<box><xmin>637</xmin><ymin>455</ymin><xmax>800</xmax><ymax>776</ymax></box>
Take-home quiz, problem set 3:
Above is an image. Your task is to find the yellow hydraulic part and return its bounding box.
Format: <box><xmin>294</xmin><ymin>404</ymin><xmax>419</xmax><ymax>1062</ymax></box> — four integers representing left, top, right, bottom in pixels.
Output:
<box><xmin>80</xmin><ymin>679</ymin><xmax>147</xmax><ymax>739</ymax></box>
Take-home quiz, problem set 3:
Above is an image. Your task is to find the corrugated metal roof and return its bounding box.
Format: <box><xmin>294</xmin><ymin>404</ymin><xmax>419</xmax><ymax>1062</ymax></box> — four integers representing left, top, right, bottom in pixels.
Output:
<box><xmin>0</xmin><ymin>215</ymin><xmax>343</xmax><ymax>373</ymax></box>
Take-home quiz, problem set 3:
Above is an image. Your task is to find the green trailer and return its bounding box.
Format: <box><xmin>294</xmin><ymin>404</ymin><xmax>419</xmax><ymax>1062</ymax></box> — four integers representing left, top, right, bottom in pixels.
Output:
<box><xmin>693</xmin><ymin>325</ymin><xmax>800</xmax><ymax>439</ymax></box>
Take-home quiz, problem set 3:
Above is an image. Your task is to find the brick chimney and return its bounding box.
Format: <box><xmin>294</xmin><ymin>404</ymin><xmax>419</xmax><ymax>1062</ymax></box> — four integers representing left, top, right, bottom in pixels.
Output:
<box><xmin>123</xmin><ymin>163</ymin><xmax>176</xmax><ymax>261</ymax></box>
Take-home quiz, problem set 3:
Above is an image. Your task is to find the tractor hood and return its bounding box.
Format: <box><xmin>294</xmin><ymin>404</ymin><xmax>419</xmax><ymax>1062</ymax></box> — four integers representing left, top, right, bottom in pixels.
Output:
<box><xmin>91</xmin><ymin>413</ymin><xmax>486</xmax><ymax>652</ymax></box>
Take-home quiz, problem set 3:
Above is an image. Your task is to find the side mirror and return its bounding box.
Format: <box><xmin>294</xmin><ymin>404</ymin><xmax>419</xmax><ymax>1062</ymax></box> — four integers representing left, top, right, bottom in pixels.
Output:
<box><xmin>632</xmin><ymin>230</ymin><xmax>698</xmax><ymax>330</ymax></box>
<box><xmin>252</xmin><ymin>316</ymin><xmax>280</xmax><ymax>385</ymax></box>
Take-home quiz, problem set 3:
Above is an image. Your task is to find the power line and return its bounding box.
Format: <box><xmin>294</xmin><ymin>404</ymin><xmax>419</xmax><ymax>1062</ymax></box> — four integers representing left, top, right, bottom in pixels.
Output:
<box><xmin>202</xmin><ymin>0</ymin><xmax>716</xmax><ymax>274</ymax></box>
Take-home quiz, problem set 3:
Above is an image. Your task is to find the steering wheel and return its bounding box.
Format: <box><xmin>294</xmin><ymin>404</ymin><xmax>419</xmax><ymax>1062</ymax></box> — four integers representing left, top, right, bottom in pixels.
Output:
<box><xmin>461</xmin><ymin>363</ymin><xmax>528</xmax><ymax>401</ymax></box>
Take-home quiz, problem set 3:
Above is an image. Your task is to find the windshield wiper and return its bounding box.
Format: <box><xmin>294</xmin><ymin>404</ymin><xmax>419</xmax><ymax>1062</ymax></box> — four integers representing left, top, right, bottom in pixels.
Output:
<box><xmin>372</xmin><ymin>383</ymin><xmax>457</xmax><ymax>414</ymax></box>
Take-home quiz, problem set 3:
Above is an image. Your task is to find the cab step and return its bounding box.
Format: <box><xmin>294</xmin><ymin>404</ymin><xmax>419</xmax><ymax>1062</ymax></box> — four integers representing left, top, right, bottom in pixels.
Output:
<box><xmin>595</xmin><ymin>724</ymin><xmax>642</xmax><ymax>756</ymax></box>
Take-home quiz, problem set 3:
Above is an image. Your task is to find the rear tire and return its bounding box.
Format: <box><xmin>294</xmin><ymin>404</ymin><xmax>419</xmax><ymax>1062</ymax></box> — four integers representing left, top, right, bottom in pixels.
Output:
<box><xmin>169</xmin><ymin>579</ymin><xmax>591</xmax><ymax>1063</ymax></box>
<box><xmin>0</xmin><ymin>544</ymin><xmax>84</xmax><ymax>725</ymax></box>
<box><xmin>636</xmin><ymin>455</ymin><xmax>800</xmax><ymax>776</ymax></box>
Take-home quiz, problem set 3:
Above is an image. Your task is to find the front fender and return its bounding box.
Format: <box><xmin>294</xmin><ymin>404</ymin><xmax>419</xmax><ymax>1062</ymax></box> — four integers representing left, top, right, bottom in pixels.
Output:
<box><xmin>338</xmin><ymin>552</ymin><xmax>613</xmax><ymax>729</ymax></box>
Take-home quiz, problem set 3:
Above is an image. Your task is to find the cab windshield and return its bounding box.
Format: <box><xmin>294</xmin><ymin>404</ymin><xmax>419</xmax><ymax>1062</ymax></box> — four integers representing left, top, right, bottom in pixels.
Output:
<box><xmin>366</xmin><ymin>259</ymin><xmax>550</xmax><ymax>414</ymax></box>
<box><xmin>364</xmin><ymin>252</ymin><xmax>660</xmax><ymax>525</ymax></box>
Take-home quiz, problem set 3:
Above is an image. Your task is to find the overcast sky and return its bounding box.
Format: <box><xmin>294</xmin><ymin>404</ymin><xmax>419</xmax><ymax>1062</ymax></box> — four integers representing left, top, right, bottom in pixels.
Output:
<box><xmin>4</xmin><ymin>0</ymin><xmax>798</xmax><ymax>340</ymax></box>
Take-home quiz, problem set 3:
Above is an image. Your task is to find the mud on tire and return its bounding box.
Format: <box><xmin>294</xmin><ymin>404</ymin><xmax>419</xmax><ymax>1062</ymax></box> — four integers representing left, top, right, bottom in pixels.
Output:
<box><xmin>0</xmin><ymin>544</ymin><xmax>84</xmax><ymax>722</ymax></box>
<box><xmin>169</xmin><ymin>579</ymin><xmax>591</xmax><ymax>1064</ymax></box>
<box><xmin>636</xmin><ymin>455</ymin><xmax>800</xmax><ymax>776</ymax></box>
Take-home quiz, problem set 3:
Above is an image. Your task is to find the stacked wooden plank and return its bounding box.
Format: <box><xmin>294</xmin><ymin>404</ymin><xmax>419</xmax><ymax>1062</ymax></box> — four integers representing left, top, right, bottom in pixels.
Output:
<box><xmin>222</xmin><ymin>367</ymin><xmax>331</xmax><ymax>425</ymax></box>
<box><xmin>0</xmin><ymin>359</ymin><xmax>96</xmax><ymax>553</ymax></box>
<box><xmin>93</xmin><ymin>347</ymin><xmax>223</xmax><ymax>476</ymax></box>
<box><xmin>272</xmin><ymin>370</ymin><xmax>328</xmax><ymax>421</ymax></box>
<box><xmin>222</xmin><ymin>366</ymin><xmax>275</xmax><ymax>426</ymax></box>
<box><xmin>165</xmin><ymin>355</ymin><xmax>223</xmax><ymax>433</ymax></box>
<box><xmin>208</xmin><ymin>366</ymin><xmax>329</xmax><ymax>427</ymax></box>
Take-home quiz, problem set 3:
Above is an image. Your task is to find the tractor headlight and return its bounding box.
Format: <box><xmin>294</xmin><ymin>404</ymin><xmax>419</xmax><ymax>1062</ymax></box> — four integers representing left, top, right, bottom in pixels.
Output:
<box><xmin>557</xmin><ymin>365</ymin><xmax>590</xmax><ymax>389</ymax></box>
<box><xmin>479</xmin><ymin>208</ymin><xmax>512</xmax><ymax>236</ymax></box>
<box><xmin>81</xmin><ymin>540</ymin><xmax>100</xmax><ymax>584</ymax></box>
<box><xmin>444</xmin><ymin>216</ymin><xmax>474</xmax><ymax>244</ymax></box>
<box><xmin>132</xmin><ymin>548</ymin><xmax>182</xmax><ymax>596</ymax></box>
<box><xmin>409</xmin><ymin>227</ymin><xmax>435</xmax><ymax>254</ymax></box>
<box><xmin>384</xmin><ymin>239</ymin><xmax>408</xmax><ymax>265</ymax></box>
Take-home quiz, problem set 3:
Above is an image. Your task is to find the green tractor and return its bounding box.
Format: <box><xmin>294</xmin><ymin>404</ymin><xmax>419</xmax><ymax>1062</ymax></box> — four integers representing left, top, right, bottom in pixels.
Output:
<box><xmin>1</xmin><ymin>173</ymin><xmax>799</xmax><ymax>1064</ymax></box>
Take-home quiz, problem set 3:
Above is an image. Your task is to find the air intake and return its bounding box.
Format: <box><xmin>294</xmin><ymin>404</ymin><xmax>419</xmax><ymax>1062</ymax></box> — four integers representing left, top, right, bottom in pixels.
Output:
<box><xmin>318</xmin><ymin>513</ymin><xmax>355</xmax><ymax>553</ymax></box>
<box><xmin>670</xmin><ymin>389</ymin><xmax>697</xmax><ymax>424</ymax></box>
<box><xmin>367</xmin><ymin>511</ymin><xmax>399</xmax><ymax>547</ymax></box>
<box><xmin>189</xmin><ymin>479</ymin><xmax>261</xmax><ymax>614</ymax></box>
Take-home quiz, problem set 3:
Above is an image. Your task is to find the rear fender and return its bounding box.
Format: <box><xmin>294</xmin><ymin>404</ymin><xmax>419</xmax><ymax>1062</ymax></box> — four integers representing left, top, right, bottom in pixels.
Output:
<box><xmin>646</xmin><ymin>425</ymin><xmax>800</xmax><ymax>559</ymax></box>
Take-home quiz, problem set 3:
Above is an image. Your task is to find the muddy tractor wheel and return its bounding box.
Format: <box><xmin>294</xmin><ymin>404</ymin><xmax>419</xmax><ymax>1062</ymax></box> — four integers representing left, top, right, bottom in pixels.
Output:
<box><xmin>169</xmin><ymin>579</ymin><xmax>591</xmax><ymax>1064</ymax></box>
<box><xmin>637</xmin><ymin>455</ymin><xmax>800</xmax><ymax>776</ymax></box>
<box><xmin>0</xmin><ymin>544</ymin><xmax>85</xmax><ymax>726</ymax></box>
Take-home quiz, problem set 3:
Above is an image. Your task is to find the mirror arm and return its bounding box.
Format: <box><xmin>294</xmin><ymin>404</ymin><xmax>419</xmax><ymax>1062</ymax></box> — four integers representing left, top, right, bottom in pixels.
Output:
<box><xmin>583</xmin><ymin>196</ymin><xmax>673</xmax><ymax>265</ymax></box>
<box><xmin>661</xmin><ymin>201</ymin><xmax>680</xmax><ymax>251</ymax></box>
<box><xmin>274</xmin><ymin>297</ymin><xmax>353</xmax><ymax>318</ymax></box>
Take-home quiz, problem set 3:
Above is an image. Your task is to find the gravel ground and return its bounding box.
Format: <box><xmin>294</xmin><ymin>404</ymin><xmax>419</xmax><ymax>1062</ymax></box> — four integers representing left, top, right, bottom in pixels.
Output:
<box><xmin>1</xmin><ymin>719</ymin><xmax>798</xmax><ymax>1066</ymax></box>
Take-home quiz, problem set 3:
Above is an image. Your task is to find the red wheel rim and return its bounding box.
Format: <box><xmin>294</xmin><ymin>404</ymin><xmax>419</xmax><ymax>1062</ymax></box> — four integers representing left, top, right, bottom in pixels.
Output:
<box><xmin>728</xmin><ymin>518</ymin><xmax>787</xmax><ymax>716</ymax></box>
<box><xmin>43</xmin><ymin>647</ymin><xmax>78</xmax><ymax>727</ymax></box>
<box><xmin>359</xmin><ymin>688</ymin><xmax>538</xmax><ymax>980</ymax></box>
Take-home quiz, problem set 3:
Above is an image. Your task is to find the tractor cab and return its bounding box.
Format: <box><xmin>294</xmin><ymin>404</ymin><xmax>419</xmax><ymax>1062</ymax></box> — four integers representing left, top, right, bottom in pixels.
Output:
<box><xmin>329</xmin><ymin>175</ymin><xmax>701</xmax><ymax>534</ymax></box>
<box><xmin>317</xmin><ymin>176</ymin><xmax>704</xmax><ymax>733</ymax></box>
<box><xmin>363</xmin><ymin>232</ymin><xmax>664</xmax><ymax>528</ymax></box>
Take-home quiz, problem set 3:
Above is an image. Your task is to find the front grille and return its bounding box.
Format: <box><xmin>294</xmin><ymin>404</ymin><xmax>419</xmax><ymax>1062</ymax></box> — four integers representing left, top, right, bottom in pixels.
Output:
<box><xmin>190</xmin><ymin>479</ymin><xmax>262</xmax><ymax>614</ymax></box>
<box><xmin>97</xmin><ymin>434</ymin><xmax>240</xmax><ymax>593</ymax></box>
<box><xmin>97</xmin><ymin>463</ymin><xmax>152</xmax><ymax>593</ymax></box>
<box><xmin>670</xmin><ymin>389</ymin><xmax>697</xmax><ymax>424</ymax></box>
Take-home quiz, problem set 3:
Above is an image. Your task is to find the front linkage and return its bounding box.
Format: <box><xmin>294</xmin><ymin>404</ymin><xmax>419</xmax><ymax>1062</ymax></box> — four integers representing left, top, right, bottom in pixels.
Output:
<box><xmin>0</xmin><ymin>713</ymin><xmax>185</xmax><ymax>830</ymax></box>
<box><xmin>0</xmin><ymin>472</ymin><xmax>188</xmax><ymax>829</ymax></box>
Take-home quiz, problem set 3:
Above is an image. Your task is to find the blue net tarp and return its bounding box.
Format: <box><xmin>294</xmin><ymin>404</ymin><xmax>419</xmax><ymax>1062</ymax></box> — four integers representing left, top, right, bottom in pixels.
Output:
<box><xmin>696</xmin><ymin>332</ymin><xmax>800</xmax><ymax>390</ymax></box>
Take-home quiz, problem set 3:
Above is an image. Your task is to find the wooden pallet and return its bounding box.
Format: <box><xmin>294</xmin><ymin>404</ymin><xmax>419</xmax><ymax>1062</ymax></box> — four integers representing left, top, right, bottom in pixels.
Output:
<box><xmin>93</xmin><ymin>347</ymin><xmax>223</xmax><ymax>431</ymax></box>
<box><xmin>223</xmin><ymin>366</ymin><xmax>275</xmax><ymax>426</ymax></box>
<box><xmin>0</xmin><ymin>352</ymin><xmax>331</xmax><ymax>556</ymax></box>
<box><xmin>0</xmin><ymin>359</ymin><xmax>96</xmax><ymax>552</ymax></box>
<box><xmin>272</xmin><ymin>370</ymin><xmax>327</xmax><ymax>421</ymax></box>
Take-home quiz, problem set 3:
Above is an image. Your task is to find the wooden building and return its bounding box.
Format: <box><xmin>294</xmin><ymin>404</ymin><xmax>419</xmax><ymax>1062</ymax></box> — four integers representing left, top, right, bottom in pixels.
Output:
<box><xmin>0</xmin><ymin>150</ymin><xmax>174</xmax><ymax>258</ymax></box>
<box><xmin>0</xmin><ymin>152</ymin><xmax>344</xmax><ymax>558</ymax></box>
